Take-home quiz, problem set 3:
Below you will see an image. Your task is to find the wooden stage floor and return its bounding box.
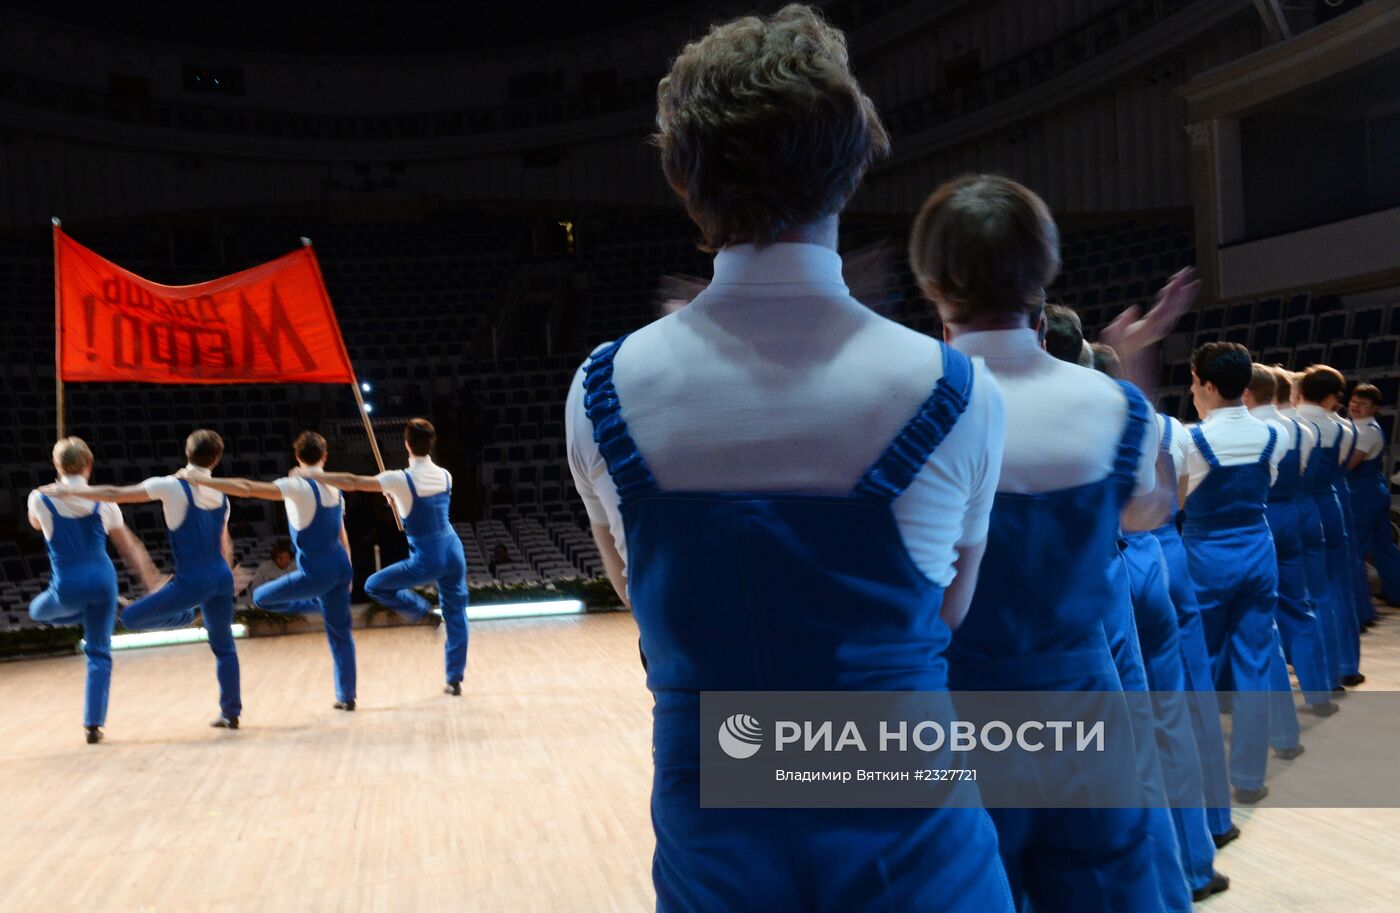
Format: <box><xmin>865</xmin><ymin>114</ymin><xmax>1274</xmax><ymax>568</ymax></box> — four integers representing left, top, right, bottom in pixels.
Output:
<box><xmin>1</xmin><ymin>609</ymin><xmax>1397</xmax><ymax>912</ymax></box>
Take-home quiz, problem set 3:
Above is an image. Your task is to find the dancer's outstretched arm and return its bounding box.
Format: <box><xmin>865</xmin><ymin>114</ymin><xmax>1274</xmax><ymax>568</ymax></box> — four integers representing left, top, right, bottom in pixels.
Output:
<box><xmin>180</xmin><ymin>471</ymin><xmax>283</xmax><ymax>501</ymax></box>
<box><xmin>109</xmin><ymin>526</ymin><xmax>165</xmax><ymax>592</ymax></box>
<box><xmin>37</xmin><ymin>482</ymin><xmax>151</xmax><ymax>504</ymax></box>
<box><xmin>305</xmin><ymin>470</ymin><xmax>384</xmax><ymax>493</ymax></box>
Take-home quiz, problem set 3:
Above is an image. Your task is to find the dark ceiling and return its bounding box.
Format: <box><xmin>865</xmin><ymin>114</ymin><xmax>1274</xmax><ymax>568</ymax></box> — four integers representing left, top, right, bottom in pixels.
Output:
<box><xmin>1</xmin><ymin>0</ymin><xmax>717</xmax><ymax>55</ymax></box>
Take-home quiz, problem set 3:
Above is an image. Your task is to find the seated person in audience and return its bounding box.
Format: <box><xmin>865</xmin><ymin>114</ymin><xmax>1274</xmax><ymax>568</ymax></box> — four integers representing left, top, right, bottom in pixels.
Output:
<box><xmin>487</xmin><ymin>543</ymin><xmax>510</xmax><ymax>578</ymax></box>
<box><xmin>1346</xmin><ymin>383</ymin><xmax>1400</xmax><ymax>610</ymax></box>
<box><xmin>308</xmin><ymin>419</ymin><xmax>470</xmax><ymax>698</ymax></box>
<box><xmin>243</xmin><ymin>539</ymin><xmax>295</xmax><ymax>605</ymax></box>
<box><xmin>183</xmin><ymin>433</ymin><xmax>357</xmax><ymax>712</ymax></box>
<box><xmin>567</xmin><ymin>7</ymin><xmax>1015</xmax><ymax>909</ymax></box>
<box><xmin>29</xmin><ymin>437</ymin><xmax>162</xmax><ymax>744</ymax></box>
<box><xmin>48</xmin><ymin>430</ymin><xmax>242</xmax><ymax>730</ymax></box>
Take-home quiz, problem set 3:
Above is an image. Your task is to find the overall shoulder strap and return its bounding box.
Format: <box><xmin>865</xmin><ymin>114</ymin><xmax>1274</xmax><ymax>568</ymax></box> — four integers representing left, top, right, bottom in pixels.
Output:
<box><xmin>855</xmin><ymin>342</ymin><xmax>975</xmax><ymax>503</ymax></box>
<box><xmin>305</xmin><ymin>477</ymin><xmax>324</xmax><ymax>515</ymax></box>
<box><xmin>582</xmin><ymin>334</ymin><xmax>659</xmax><ymax>507</ymax></box>
<box><xmin>37</xmin><ymin>492</ymin><xmax>58</xmax><ymax>517</ymax></box>
<box><xmin>1260</xmin><ymin>425</ymin><xmax>1279</xmax><ymax>464</ymax></box>
<box><xmin>1189</xmin><ymin>425</ymin><xmax>1221</xmax><ymax>469</ymax></box>
<box><xmin>178</xmin><ymin>478</ymin><xmax>197</xmax><ymax>507</ymax></box>
<box><xmin>1160</xmin><ymin>414</ymin><xmax>1173</xmax><ymax>453</ymax></box>
<box><xmin>403</xmin><ymin>469</ymin><xmax>419</xmax><ymax>498</ymax></box>
<box><xmin>1111</xmin><ymin>380</ymin><xmax>1151</xmax><ymax>493</ymax></box>
<box><xmin>90</xmin><ymin>499</ymin><xmax>102</xmax><ymax>517</ymax></box>
<box><xmin>443</xmin><ymin>469</ymin><xmax>453</xmax><ymax>495</ymax></box>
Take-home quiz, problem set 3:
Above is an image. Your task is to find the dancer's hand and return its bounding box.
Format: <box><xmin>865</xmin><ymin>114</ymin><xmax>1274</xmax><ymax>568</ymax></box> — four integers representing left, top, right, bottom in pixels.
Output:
<box><xmin>174</xmin><ymin>467</ymin><xmax>192</xmax><ymax>480</ymax></box>
<box><xmin>1100</xmin><ymin>267</ymin><xmax>1199</xmax><ymax>357</ymax></box>
<box><xmin>36</xmin><ymin>483</ymin><xmax>62</xmax><ymax>496</ymax></box>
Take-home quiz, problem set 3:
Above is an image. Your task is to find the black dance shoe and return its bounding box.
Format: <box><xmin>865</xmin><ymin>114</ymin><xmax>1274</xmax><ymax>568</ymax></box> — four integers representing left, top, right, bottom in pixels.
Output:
<box><xmin>1212</xmin><ymin>826</ymin><xmax>1241</xmax><ymax>849</ymax></box>
<box><xmin>333</xmin><ymin>700</ymin><xmax>356</xmax><ymax>712</ymax></box>
<box><xmin>209</xmin><ymin>715</ymin><xmax>239</xmax><ymax>730</ymax></box>
<box><xmin>1191</xmin><ymin>872</ymin><xmax>1230</xmax><ymax>902</ymax></box>
<box><xmin>1341</xmin><ymin>673</ymin><xmax>1366</xmax><ymax>687</ymax></box>
<box><xmin>443</xmin><ymin>681</ymin><xmax>462</xmax><ymax>696</ymax></box>
<box><xmin>84</xmin><ymin>726</ymin><xmax>103</xmax><ymax>745</ymax></box>
<box><xmin>1274</xmin><ymin>745</ymin><xmax>1304</xmax><ymax>760</ymax></box>
<box><xmin>1310</xmin><ymin>701</ymin><xmax>1340</xmax><ymax>717</ymax></box>
<box><xmin>1233</xmin><ymin>785</ymin><xmax>1269</xmax><ymax>805</ymax></box>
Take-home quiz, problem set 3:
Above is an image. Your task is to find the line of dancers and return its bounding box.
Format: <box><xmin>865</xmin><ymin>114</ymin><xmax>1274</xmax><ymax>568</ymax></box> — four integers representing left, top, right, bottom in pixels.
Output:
<box><xmin>30</xmin><ymin>419</ymin><xmax>468</xmax><ymax>741</ymax></box>
<box><xmin>557</xmin><ymin>6</ymin><xmax>1398</xmax><ymax>911</ymax></box>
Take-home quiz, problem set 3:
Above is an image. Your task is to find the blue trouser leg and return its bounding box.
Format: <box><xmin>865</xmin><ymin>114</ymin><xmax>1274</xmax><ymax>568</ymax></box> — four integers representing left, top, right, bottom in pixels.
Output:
<box><xmin>1122</xmin><ymin>537</ymin><xmax>1218</xmax><ymax>894</ymax></box>
<box><xmin>1187</xmin><ymin>531</ymin><xmax>1276</xmax><ymax>792</ymax></box>
<box><xmin>1352</xmin><ymin>480</ymin><xmax>1400</xmax><ymax>604</ymax></box>
<box><xmin>367</xmin><ymin>536</ymin><xmax>471</xmax><ymax>684</ymax></box>
<box><xmin>366</xmin><ymin>554</ymin><xmax>435</xmax><ymax>620</ymax></box>
<box><xmin>436</xmin><ymin>545</ymin><xmax>470</xmax><ymax>684</ymax></box>
<box><xmin>254</xmin><ymin>558</ymin><xmax>356</xmax><ymax>702</ymax></box>
<box><xmin>1319</xmin><ymin>494</ymin><xmax>1361</xmax><ymax>677</ymax></box>
<box><xmin>198</xmin><ymin>577</ymin><xmax>241</xmax><ymax>720</ymax></box>
<box><xmin>32</xmin><ymin>586</ymin><xmax>118</xmax><ymax>728</ymax></box>
<box><xmin>122</xmin><ymin>576</ymin><xmax>201</xmax><ymax>630</ymax></box>
<box><xmin>1268</xmin><ymin>504</ymin><xmax>1332</xmax><ymax>704</ymax></box>
<box><xmin>1105</xmin><ymin>561</ymin><xmax>1193</xmax><ymax>913</ymax></box>
<box><xmin>1298</xmin><ymin>500</ymin><xmax>1341</xmax><ymax>687</ymax></box>
<box><xmin>1336</xmin><ymin>481</ymin><xmax>1373</xmax><ymax>627</ymax></box>
<box><xmin>1267</xmin><ymin>629</ymin><xmax>1301</xmax><ymax>751</ymax></box>
<box><xmin>1155</xmin><ymin>529</ymin><xmax>1233</xmax><ymax>836</ymax></box>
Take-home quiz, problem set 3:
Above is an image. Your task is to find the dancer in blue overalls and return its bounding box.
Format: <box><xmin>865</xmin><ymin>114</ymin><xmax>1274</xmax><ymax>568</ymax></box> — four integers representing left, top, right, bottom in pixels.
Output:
<box><xmin>1181</xmin><ymin>342</ymin><xmax>1284</xmax><ymax>805</ymax></box>
<box><xmin>913</xmin><ymin>173</ymin><xmax>1199</xmax><ymax>912</ymax></box>
<box><xmin>1081</xmin><ymin>345</ymin><xmax>1221</xmax><ymax>904</ymax></box>
<box><xmin>313</xmin><ymin>419</ymin><xmax>468</xmax><ymax>696</ymax></box>
<box><xmin>183</xmin><ymin>431</ymin><xmax>357</xmax><ymax>711</ymax></box>
<box><xmin>29</xmin><ymin>437</ymin><xmax>162</xmax><ymax>743</ymax></box>
<box><xmin>1295</xmin><ymin>366</ymin><xmax>1365</xmax><ymax>688</ymax></box>
<box><xmin>565</xmin><ymin>13</ymin><xmax>1017</xmax><ymax>907</ymax></box>
<box><xmin>1243</xmin><ymin>365</ymin><xmax>1335</xmax><ymax>717</ymax></box>
<box><xmin>1334</xmin><ymin>415</ymin><xmax>1374</xmax><ymax>634</ymax></box>
<box><xmin>55</xmin><ymin>429</ymin><xmax>242</xmax><ymax>728</ymax></box>
<box><xmin>1151</xmin><ymin>412</ymin><xmax>1247</xmax><ymax>855</ymax></box>
<box><xmin>1348</xmin><ymin>383</ymin><xmax>1400</xmax><ymax>615</ymax></box>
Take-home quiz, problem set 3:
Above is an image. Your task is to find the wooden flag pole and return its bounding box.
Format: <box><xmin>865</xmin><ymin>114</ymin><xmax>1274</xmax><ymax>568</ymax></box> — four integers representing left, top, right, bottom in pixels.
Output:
<box><xmin>301</xmin><ymin>237</ymin><xmax>402</xmax><ymax>531</ymax></box>
<box><xmin>53</xmin><ymin>217</ymin><xmax>65</xmax><ymax>439</ymax></box>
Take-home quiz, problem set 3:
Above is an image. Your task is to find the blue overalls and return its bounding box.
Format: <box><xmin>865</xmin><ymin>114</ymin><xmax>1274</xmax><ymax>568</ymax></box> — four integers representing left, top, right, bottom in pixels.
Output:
<box><xmin>1266</xmin><ymin>419</ymin><xmax>1332</xmax><ymax>705</ymax></box>
<box><xmin>1182</xmin><ymin>424</ymin><xmax>1278</xmax><ymax>793</ymax></box>
<box><xmin>29</xmin><ymin>495</ymin><xmax>119</xmax><ymax>729</ymax></box>
<box><xmin>949</xmin><ymin>380</ymin><xmax>1163</xmax><ymax>913</ymax></box>
<box><xmin>1349</xmin><ymin>416</ymin><xmax>1400</xmax><ymax>606</ymax></box>
<box><xmin>253</xmin><ymin>478</ymin><xmax>356</xmax><ymax>704</ymax></box>
<box><xmin>1336</xmin><ymin>421</ymin><xmax>1374</xmax><ymax>630</ymax></box>
<box><xmin>122</xmin><ymin>480</ymin><xmax>240</xmax><ymax>721</ymax></box>
<box><xmin>585</xmin><ymin>337</ymin><xmax>1014</xmax><ymax>913</ymax></box>
<box><xmin>1297</xmin><ymin>420</ymin><xmax>1341</xmax><ymax>688</ymax></box>
<box><xmin>1310</xmin><ymin>419</ymin><xmax>1362</xmax><ymax>680</ymax></box>
<box><xmin>1121</xmin><ymin>477</ymin><xmax>1217</xmax><ymax>892</ymax></box>
<box><xmin>365</xmin><ymin>472</ymin><xmax>469</xmax><ymax>686</ymax></box>
<box><xmin>1149</xmin><ymin>420</ymin><xmax>1233</xmax><ymax>840</ymax></box>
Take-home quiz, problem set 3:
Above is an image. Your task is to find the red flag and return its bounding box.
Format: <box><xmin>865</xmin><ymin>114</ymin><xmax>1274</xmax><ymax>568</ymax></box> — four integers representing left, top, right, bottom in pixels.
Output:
<box><xmin>55</xmin><ymin>226</ymin><xmax>355</xmax><ymax>385</ymax></box>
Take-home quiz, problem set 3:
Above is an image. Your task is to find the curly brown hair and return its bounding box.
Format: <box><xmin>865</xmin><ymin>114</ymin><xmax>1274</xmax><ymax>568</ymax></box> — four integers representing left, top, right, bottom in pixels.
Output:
<box><xmin>909</xmin><ymin>174</ymin><xmax>1061</xmax><ymax>324</ymax></box>
<box><xmin>654</xmin><ymin>4</ymin><xmax>889</xmax><ymax>250</ymax></box>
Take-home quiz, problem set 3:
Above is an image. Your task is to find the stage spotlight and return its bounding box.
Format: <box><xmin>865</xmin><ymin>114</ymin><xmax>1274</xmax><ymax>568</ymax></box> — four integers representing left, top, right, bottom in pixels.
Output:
<box><xmin>364</xmin><ymin>403</ymin><xmax>374</xmax><ymax>414</ymax></box>
<box><xmin>361</xmin><ymin>381</ymin><xmax>372</xmax><ymax>392</ymax></box>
